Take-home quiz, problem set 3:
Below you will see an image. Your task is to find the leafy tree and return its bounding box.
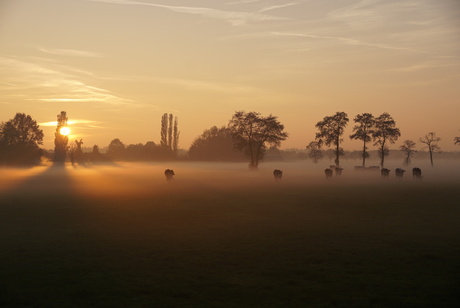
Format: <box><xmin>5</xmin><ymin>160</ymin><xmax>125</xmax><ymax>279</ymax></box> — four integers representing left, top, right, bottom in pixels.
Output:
<box><xmin>315</xmin><ymin>112</ymin><xmax>349</xmax><ymax>167</ymax></box>
<box><xmin>126</xmin><ymin>143</ymin><xmax>145</xmax><ymax>161</ymax></box>
<box><xmin>349</xmin><ymin>113</ymin><xmax>375</xmax><ymax>167</ymax></box>
<box><xmin>54</xmin><ymin>111</ymin><xmax>69</xmax><ymax>163</ymax></box>
<box><xmin>229</xmin><ymin>111</ymin><xmax>288</xmax><ymax>169</ymax></box>
<box><xmin>188</xmin><ymin>126</ymin><xmax>244</xmax><ymax>161</ymax></box>
<box><xmin>420</xmin><ymin>132</ymin><xmax>441</xmax><ymax>166</ymax></box>
<box><xmin>107</xmin><ymin>138</ymin><xmax>125</xmax><ymax>159</ymax></box>
<box><xmin>372</xmin><ymin>112</ymin><xmax>400</xmax><ymax>167</ymax></box>
<box><xmin>400</xmin><ymin>139</ymin><xmax>417</xmax><ymax>165</ymax></box>
<box><xmin>306</xmin><ymin>141</ymin><xmax>322</xmax><ymax>163</ymax></box>
<box><xmin>0</xmin><ymin>113</ymin><xmax>44</xmax><ymax>165</ymax></box>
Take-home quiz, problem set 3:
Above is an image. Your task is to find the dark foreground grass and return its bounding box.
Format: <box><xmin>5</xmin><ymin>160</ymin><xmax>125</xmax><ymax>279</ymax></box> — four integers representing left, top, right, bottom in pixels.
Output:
<box><xmin>0</xmin><ymin>169</ymin><xmax>459</xmax><ymax>307</ymax></box>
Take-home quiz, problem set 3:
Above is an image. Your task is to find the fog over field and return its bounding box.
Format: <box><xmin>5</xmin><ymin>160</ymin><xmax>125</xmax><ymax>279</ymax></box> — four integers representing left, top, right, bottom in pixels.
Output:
<box><xmin>2</xmin><ymin>159</ymin><xmax>459</xmax><ymax>197</ymax></box>
<box><xmin>1</xmin><ymin>159</ymin><xmax>459</xmax><ymax>307</ymax></box>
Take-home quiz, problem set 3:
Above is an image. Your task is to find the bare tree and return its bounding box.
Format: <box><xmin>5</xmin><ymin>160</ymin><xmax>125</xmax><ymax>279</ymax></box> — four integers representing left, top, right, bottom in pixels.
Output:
<box><xmin>372</xmin><ymin>112</ymin><xmax>400</xmax><ymax>168</ymax></box>
<box><xmin>350</xmin><ymin>113</ymin><xmax>375</xmax><ymax>167</ymax></box>
<box><xmin>420</xmin><ymin>132</ymin><xmax>441</xmax><ymax>166</ymax></box>
<box><xmin>400</xmin><ymin>139</ymin><xmax>417</xmax><ymax>165</ymax></box>
<box><xmin>54</xmin><ymin>111</ymin><xmax>68</xmax><ymax>164</ymax></box>
<box><xmin>306</xmin><ymin>141</ymin><xmax>322</xmax><ymax>163</ymax></box>
<box><xmin>454</xmin><ymin>136</ymin><xmax>460</xmax><ymax>146</ymax></box>
<box><xmin>229</xmin><ymin>111</ymin><xmax>288</xmax><ymax>169</ymax></box>
<box><xmin>315</xmin><ymin>112</ymin><xmax>349</xmax><ymax>167</ymax></box>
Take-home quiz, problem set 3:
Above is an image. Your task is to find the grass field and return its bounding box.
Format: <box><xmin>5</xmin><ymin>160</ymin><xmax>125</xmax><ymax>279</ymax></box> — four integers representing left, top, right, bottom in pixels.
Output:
<box><xmin>1</xmin><ymin>161</ymin><xmax>459</xmax><ymax>307</ymax></box>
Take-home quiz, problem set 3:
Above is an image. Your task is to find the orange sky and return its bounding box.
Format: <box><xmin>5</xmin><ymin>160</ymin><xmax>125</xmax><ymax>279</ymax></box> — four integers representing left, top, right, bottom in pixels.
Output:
<box><xmin>1</xmin><ymin>0</ymin><xmax>459</xmax><ymax>151</ymax></box>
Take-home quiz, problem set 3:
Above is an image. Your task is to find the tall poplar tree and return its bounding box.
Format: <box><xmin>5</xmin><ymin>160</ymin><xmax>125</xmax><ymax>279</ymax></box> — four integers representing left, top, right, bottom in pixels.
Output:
<box><xmin>54</xmin><ymin>111</ymin><xmax>68</xmax><ymax>163</ymax></box>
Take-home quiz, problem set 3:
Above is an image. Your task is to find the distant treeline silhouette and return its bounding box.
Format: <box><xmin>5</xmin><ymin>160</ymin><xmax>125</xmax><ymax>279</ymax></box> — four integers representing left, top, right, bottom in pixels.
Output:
<box><xmin>1</xmin><ymin>110</ymin><xmax>458</xmax><ymax>167</ymax></box>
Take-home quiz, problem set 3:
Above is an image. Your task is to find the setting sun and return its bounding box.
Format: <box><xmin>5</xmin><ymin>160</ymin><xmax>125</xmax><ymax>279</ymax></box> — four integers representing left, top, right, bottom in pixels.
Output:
<box><xmin>60</xmin><ymin>127</ymin><xmax>70</xmax><ymax>136</ymax></box>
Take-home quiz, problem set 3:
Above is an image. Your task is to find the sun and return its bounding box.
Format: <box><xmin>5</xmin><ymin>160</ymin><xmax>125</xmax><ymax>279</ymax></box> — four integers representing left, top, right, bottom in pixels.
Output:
<box><xmin>60</xmin><ymin>126</ymin><xmax>71</xmax><ymax>136</ymax></box>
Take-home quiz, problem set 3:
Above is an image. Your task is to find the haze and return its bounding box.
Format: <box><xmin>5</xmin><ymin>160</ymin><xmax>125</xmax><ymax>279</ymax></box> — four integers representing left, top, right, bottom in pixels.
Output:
<box><xmin>1</xmin><ymin>0</ymin><xmax>459</xmax><ymax>151</ymax></box>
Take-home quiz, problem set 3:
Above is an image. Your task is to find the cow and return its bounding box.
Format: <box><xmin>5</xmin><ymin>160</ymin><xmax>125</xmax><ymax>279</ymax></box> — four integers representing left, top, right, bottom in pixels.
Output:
<box><xmin>273</xmin><ymin>169</ymin><xmax>283</xmax><ymax>181</ymax></box>
<box><xmin>381</xmin><ymin>168</ymin><xmax>390</xmax><ymax>178</ymax></box>
<box><xmin>325</xmin><ymin>168</ymin><xmax>333</xmax><ymax>179</ymax></box>
<box><xmin>412</xmin><ymin>167</ymin><xmax>422</xmax><ymax>179</ymax></box>
<box><xmin>395</xmin><ymin>168</ymin><xmax>406</xmax><ymax>179</ymax></box>
<box><xmin>164</xmin><ymin>169</ymin><xmax>175</xmax><ymax>181</ymax></box>
<box><xmin>335</xmin><ymin>167</ymin><xmax>343</xmax><ymax>176</ymax></box>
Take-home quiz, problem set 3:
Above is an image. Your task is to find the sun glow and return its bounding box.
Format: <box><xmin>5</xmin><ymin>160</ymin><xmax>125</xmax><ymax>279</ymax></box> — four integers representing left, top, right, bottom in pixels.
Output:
<box><xmin>60</xmin><ymin>127</ymin><xmax>70</xmax><ymax>136</ymax></box>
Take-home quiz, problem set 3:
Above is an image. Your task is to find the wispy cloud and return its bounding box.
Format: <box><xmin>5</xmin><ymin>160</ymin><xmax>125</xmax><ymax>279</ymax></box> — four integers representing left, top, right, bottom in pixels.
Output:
<box><xmin>38</xmin><ymin>47</ymin><xmax>102</xmax><ymax>57</ymax></box>
<box><xmin>39</xmin><ymin>119</ymin><xmax>101</xmax><ymax>126</ymax></box>
<box><xmin>389</xmin><ymin>61</ymin><xmax>460</xmax><ymax>73</ymax></box>
<box><xmin>87</xmin><ymin>0</ymin><xmax>290</xmax><ymax>26</ymax></box>
<box><xmin>270</xmin><ymin>31</ymin><xmax>424</xmax><ymax>53</ymax></box>
<box><xmin>258</xmin><ymin>3</ymin><xmax>297</xmax><ymax>13</ymax></box>
<box><xmin>147</xmin><ymin>76</ymin><xmax>258</xmax><ymax>94</ymax></box>
<box><xmin>0</xmin><ymin>57</ymin><xmax>134</xmax><ymax>106</ymax></box>
<box><xmin>226</xmin><ymin>0</ymin><xmax>262</xmax><ymax>5</ymax></box>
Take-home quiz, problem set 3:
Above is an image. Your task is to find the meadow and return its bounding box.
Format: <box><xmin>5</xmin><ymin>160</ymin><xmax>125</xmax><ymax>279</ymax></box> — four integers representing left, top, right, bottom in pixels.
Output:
<box><xmin>1</xmin><ymin>160</ymin><xmax>459</xmax><ymax>307</ymax></box>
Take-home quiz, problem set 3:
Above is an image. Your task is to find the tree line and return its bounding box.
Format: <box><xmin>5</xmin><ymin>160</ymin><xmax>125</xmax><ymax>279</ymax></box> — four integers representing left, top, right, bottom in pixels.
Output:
<box><xmin>1</xmin><ymin>110</ymin><xmax>458</xmax><ymax>167</ymax></box>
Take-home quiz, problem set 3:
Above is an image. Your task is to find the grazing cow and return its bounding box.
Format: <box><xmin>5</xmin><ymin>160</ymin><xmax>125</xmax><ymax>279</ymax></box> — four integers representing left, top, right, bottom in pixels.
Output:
<box><xmin>273</xmin><ymin>169</ymin><xmax>283</xmax><ymax>181</ymax></box>
<box><xmin>325</xmin><ymin>168</ymin><xmax>333</xmax><ymax>179</ymax></box>
<box><xmin>381</xmin><ymin>168</ymin><xmax>390</xmax><ymax>178</ymax></box>
<box><xmin>164</xmin><ymin>169</ymin><xmax>175</xmax><ymax>181</ymax></box>
<box><xmin>395</xmin><ymin>168</ymin><xmax>406</xmax><ymax>179</ymax></box>
<box><xmin>412</xmin><ymin>167</ymin><xmax>422</xmax><ymax>179</ymax></box>
<box><xmin>335</xmin><ymin>167</ymin><xmax>343</xmax><ymax>176</ymax></box>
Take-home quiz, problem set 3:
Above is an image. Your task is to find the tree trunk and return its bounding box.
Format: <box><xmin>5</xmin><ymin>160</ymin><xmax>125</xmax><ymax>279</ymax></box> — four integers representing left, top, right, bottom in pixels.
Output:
<box><xmin>429</xmin><ymin>148</ymin><xmax>434</xmax><ymax>166</ymax></box>
<box><xmin>362</xmin><ymin>140</ymin><xmax>366</xmax><ymax>167</ymax></box>
<box><xmin>335</xmin><ymin>137</ymin><xmax>340</xmax><ymax>167</ymax></box>
<box><xmin>380</xmin><ymin>148</ymin><xmax>385</xmax><ymax>168</ymax></box>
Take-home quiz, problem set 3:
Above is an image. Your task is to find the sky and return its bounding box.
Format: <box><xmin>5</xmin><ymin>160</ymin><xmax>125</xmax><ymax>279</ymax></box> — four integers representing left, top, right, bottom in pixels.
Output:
<box><xmin>1</xmin><ymin>0</ymin><xmax>459</xmax><ymax>151</ymax></box>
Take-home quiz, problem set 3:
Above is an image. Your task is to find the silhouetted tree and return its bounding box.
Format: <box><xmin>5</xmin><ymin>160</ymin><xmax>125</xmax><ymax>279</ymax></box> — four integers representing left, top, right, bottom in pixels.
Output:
<box><xmin>188</xmin><ymin>126</ymin><xmax>244</xmax><ymax>161</ymax></box>
<box><xmin>349</xmin><ymin>113</ymin><xmax>375</xmax><ymax>167</ymax></box>
<box><xmin>92</xmin><ymin>145</ymin><xmax>100</xmax><ymax>155</ymax></box>
<box><xmin>168</xmin><ymin>114</ymin><xmax>173</xmax><ymax>150</ymax></box>
<box><xmin>306</xmin><ymin>141</ymin><xmax>322</xmax><ymax>163</ymax></box>
<box><xmin>400</xmin><ymin>139</ymin><xmax>417</xmax><ymax>165</ymax></box>
<box><xmin>126</xmin><ymin>143</ymin><xmax>145</xmax><ymax>161</ymax></box>
<box><xmin>372</xmin><ymin>112</ymin><xmax>400</xmax><ymax>168</ymax></box>
<box><xmin>0</xmin><ymin>113</ymin><xmax>44</xmax><ymax>165</ymax></box>
<box><xmin>160</xmin><ymin>113</ymin><xmax>180</xmax><ymax>156</ymax></box>
<box><xmin>229</xmin><ymin>111</ymin><xmax>288</xmax><ymax>169</ymax></box>
<box><xmin>173</xmin><ymin>117</ymin><xmax>179</xmax><ymax>154</ymax></box>
<box><xmin>54</xmin><ymin>111</ymin><xmax>69</xmax><ymax>163</ymax></box>
<box><xmin>107</xmin><ymin>138</ymin><xmax>125</xmax><ymax>159</ymax></box>
<box><xmin>454</xmin><ymin>136</ymin><xmax>460</xmax><ymax>146</ymax></box>
<box><xmin>420</xmin><ymin>132</ymin><xmax>441</xmax><ymax>166</ymax></box>
<box><xmin>160</xmin><ymin>114</ymin><xmax>168</xmax><ymax>147</ymax></box>
<box><xmin>315</xmin><ymin>112</ymin><xmax>349</xmax><ymax>167</ymax></box>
